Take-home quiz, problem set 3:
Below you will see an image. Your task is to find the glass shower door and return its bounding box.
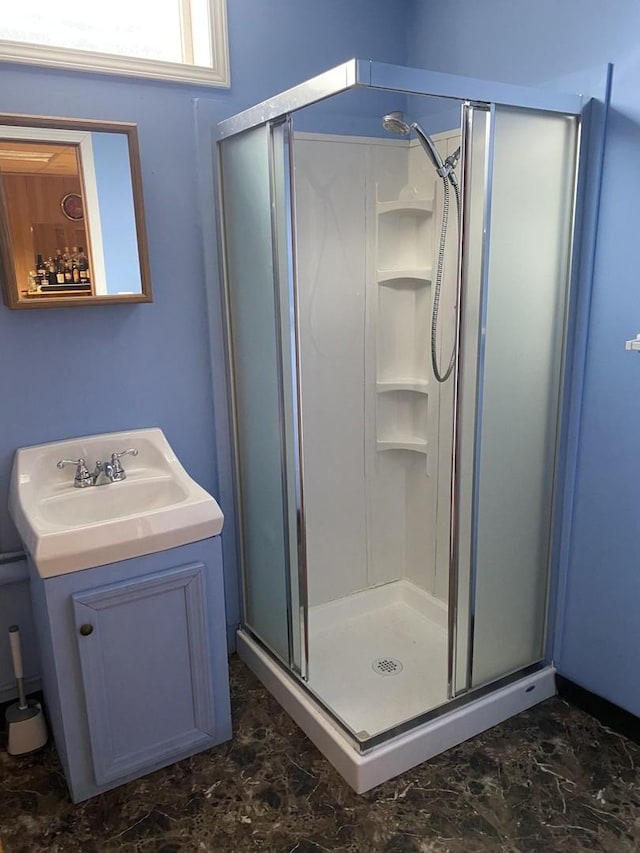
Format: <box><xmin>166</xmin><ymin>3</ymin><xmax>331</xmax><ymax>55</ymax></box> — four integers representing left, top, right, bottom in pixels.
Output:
<box><xmin>457</xmin><ymin>105</ymin><xmax>579</xmax><ymax>690</ymax></box>
<box><xmin>218</xmin><ymin>121</ymin><xmax>304</xmax><ymax>674</ymax></box>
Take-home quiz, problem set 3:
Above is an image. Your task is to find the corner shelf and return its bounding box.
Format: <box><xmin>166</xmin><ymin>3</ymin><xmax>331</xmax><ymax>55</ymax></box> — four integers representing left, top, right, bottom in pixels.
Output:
<box><xmin>376</xmin><ymin>439</ymin><xmax>428</xmax><ymax>455</ymax></box>
<box><xmin>376</xmin><ymin>379</ymin><xmax>428</xmax><ymax>394</ymax></box>
<box><xmin>375</xmin><ymin>187</ymin><xmax>434</xmax><ymax>474</ymax></box>
<box><xmin>376</xmin><ymin>195</ymin><xmax>433</xmax><ymax>274</ymax></box>
<box><xmin>377</xmin><ymin>198</ymin><xmax>434</xmax><ymax>216</ymax></box>
<box><xmin>377</xmin><ymin>268</ymin><xmax>432</xmax><ymax>286</ymax></box>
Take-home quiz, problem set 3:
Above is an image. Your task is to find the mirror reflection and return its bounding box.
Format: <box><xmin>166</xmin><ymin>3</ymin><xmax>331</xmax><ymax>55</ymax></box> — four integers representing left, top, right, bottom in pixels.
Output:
<box><xmin>0</xmin><ymin>116</ymin><xmax>152</xmax><ymax>309</ymax></box>
<box><xmin>0</xmin><ymin>140</ymin><xmax>93</xmax><ymax>297</ymax></box>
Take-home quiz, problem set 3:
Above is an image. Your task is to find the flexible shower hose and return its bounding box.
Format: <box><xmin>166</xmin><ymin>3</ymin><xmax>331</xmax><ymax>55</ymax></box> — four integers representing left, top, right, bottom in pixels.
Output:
<box><xmin>431</xmin><ymin>175</ymin><xmax>461</xmax><ymax>383</ymax></box>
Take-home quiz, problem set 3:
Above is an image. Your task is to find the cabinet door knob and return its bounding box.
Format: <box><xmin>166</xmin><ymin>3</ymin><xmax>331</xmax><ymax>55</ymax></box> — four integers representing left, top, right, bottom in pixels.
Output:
<box><xmin>79</xmin><ymin>624</ymin><xmax>94</xmax><ymax>636</ymax></box>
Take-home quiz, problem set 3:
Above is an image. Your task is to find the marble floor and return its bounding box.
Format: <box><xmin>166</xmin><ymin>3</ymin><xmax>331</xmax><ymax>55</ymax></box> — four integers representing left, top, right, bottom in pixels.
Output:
<box><xmin>1</xmin><ymin>656</ymin><xmax>639</xmax><ymax>853</ymax></box>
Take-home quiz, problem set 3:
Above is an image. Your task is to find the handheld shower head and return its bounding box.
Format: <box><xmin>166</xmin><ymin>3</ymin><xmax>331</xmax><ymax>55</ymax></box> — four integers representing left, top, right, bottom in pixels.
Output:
<box><xmin>381</xmin><ymin>111</ymin><xmax>448</xmax><ymax>178</ymax></box>
<box><xmin>411</xmin><ymin>124</ymin><xmax>448</xmax><ymax>178</ymax></box>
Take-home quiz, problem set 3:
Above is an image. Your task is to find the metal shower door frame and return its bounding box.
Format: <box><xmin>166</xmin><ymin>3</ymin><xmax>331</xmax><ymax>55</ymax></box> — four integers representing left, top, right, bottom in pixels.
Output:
<box><xmin>447</xmin><ymin>100</ymin><xmax>495</xmax><ymax>699</ymax></box>
<box><xmin>216</xmin><ymin>59</ymin><xmax>582</xmax><ymax>142</ymax></box>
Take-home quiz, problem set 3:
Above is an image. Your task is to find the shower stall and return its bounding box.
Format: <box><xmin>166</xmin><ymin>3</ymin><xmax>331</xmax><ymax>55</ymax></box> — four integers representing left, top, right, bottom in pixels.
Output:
<box><xmin>215</xmin><ymin>60</ymin><xmax>583</xmax><ymax>791</ymax></box>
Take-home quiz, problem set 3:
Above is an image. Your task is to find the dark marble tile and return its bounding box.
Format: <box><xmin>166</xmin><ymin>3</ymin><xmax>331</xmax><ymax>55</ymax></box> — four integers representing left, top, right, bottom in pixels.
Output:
<box><xmin>1</xmin><ymin>657</ymin><xmax>639</xmax><ymax>852</ymax></box>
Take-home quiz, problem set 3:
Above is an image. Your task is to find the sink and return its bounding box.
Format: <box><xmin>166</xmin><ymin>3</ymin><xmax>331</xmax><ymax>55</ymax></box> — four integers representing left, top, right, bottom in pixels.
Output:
<box><xmin>9</xmin><ymin>428</ymin><xmax>224</xmax><ymax>578</ymax></box>
<box><xmin>38</xmin><ymin>478</ymin><xmax>190</xmax><ymax>526</ymax></box>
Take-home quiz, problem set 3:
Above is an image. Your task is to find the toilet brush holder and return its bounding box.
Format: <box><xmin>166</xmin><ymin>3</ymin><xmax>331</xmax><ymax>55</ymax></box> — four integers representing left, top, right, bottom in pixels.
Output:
<box><xmin>5</xmin><ymin>625</ymin><xmax>47</xmax><ymax>755</ymax></box>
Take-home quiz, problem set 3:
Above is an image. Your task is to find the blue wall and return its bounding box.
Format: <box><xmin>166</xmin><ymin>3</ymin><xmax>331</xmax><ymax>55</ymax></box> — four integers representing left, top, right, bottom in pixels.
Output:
<box><xmin>408</xmin><ymin>0</ymin><xmax>640</xmax><ymax>715</ymax></box>
<box><xmin>0</xmin><ymin>0</ymin><xmax>409</xmax><ymax>693</ymax></box>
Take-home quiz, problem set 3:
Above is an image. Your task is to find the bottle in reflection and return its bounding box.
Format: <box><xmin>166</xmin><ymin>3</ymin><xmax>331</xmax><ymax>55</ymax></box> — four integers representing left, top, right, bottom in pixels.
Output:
<box><xmin>56</xmin><ymin>253</ymin><xmax>66</xmax><ymax>285</ymax></box>
<box><xmin>35</xmin><ymin>254</ymin><xmax>46</xmax><ymax>287</ymax></box>
<box><xmin>47</xmin><ymin>258</ymin><xmax>57</xmax><ymax>286</ymax></box>
<box><xmin>77</xmin><ymin>246</ymin><xmax>91</xmax><ymax>284</ymax></box>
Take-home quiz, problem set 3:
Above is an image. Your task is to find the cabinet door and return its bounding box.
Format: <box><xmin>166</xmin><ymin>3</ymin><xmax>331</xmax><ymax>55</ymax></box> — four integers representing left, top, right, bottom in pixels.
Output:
<box><xmin>72</xmin><ymin>562</ymin><xmax>217</xmax><ymax>785</ymax></box>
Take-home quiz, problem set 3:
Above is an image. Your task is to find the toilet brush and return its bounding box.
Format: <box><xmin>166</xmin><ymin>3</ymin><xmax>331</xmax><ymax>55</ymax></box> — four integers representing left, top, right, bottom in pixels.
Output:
<box><xmin>5</xmin><ymin>625</ymin><xmax>47</xmax><ymax>755</ymax></box>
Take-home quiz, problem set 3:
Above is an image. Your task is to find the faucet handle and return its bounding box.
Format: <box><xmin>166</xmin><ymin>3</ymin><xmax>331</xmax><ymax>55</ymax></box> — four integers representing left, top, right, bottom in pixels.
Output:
<box><xmin>57</xmin><ymin>457</ymin><xmax>93</xmax><ymax>488</ymax></box>
<box><xmin>111</xmin><ymin>448</ymin><xmax>139</xmax><ymax>462</ymax></box>
<box><xmin>57</xmin><ymin>457</ymin><xmax>85</xmax><ymax>469</ymax></box>
<box><xmin>109</xmin><ymin>448</ymin><xmax>138</xmax><ymax>482</ymax></box>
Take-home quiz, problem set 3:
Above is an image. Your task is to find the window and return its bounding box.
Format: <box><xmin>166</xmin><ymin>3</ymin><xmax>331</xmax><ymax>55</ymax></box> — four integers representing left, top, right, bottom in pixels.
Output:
<box><xmin>0</xmin><ymin>0</ymin><xmax>229</xmax><ymax>87</ymax></box>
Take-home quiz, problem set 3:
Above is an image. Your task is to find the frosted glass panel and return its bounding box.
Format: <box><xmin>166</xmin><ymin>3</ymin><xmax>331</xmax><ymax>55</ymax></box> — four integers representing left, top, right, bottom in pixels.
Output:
<box><xmin>471</xmin><ymin>106</ymin><xmax>578</xmax><ymax>687</ymax></box>
<box><xmin>220</xmin><ymin>126</ymin><xmax>293</xmax><ymax>664</ymax></box>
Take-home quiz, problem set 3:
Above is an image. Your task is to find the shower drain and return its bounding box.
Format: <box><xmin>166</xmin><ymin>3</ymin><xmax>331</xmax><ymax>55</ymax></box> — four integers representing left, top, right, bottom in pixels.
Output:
<box><xmin>372</xmin><ymin>657</ymin><xmax>403</xmax><ymax>676</ymax></box>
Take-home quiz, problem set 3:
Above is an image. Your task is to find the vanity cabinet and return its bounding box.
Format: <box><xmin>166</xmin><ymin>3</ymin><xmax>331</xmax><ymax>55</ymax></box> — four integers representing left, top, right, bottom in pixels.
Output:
<box><xmin>28</xmin><ymin>537</ymin><xmax>231</xmax><ymax>803</ymax></box>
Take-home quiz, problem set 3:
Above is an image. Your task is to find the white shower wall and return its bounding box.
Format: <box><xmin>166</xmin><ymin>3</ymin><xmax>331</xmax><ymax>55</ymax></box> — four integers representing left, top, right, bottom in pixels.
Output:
<box><xmin>294</xmin><ymin>130</ymin><xmax>460</xmax><ymax>608</ymax></box>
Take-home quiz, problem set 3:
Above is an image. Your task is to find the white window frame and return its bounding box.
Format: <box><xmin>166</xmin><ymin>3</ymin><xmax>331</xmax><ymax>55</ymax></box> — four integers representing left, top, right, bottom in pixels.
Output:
<box><xmin>0</xmin><ymin>0</ymin><xmax>229</xmax><ymax>88</ymax></box>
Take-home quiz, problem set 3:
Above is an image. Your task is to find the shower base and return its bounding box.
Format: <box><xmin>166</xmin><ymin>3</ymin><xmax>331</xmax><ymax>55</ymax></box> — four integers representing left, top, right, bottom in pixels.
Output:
<box><xmin>305</xmin><ymin>579</ymin><xmax>448</xmax><ymax>738</ymax></box>
<box><xmin>237</xmin><ymin>580</ymin><xmax>556</xmax><ymax>792</ymax></box>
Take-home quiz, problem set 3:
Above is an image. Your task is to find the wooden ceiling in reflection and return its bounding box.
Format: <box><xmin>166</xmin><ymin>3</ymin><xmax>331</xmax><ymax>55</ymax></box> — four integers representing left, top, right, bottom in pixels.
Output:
<box><xmin>0</xmin><ymin>141</ymin><xmax>79</xmax><ymax>176</ymax></box>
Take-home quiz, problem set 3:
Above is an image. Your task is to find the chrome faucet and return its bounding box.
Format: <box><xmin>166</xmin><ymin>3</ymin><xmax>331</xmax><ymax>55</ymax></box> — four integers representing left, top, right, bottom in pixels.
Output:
<box><xmin>57</xmin><ymin>449</ymin><xmax>138</xmax><ymax>488</ymax></box>
<box><xmin>104</xmin><ymin>449</ymin><xmax>138</xmax><ymax>482</ymax></box>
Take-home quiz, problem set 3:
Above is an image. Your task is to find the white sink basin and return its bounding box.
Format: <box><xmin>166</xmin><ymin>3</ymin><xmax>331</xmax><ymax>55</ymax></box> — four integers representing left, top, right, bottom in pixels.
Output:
<box><xmin>9</xmin><ymin>428</ymin><xmax>224</xmax><ymax>578</ymax></box>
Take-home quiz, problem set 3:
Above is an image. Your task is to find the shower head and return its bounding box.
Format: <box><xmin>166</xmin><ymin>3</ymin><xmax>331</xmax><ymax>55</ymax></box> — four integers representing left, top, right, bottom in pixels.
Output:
<box><xmin>381</xmin><ymin>111</ymin><xmax>411</xmax><ymax>136</ymax></box>
<box><xmin>381</xmin><ymin>111</ymin><xmax>448</xmax><ymax>179</ymax></box>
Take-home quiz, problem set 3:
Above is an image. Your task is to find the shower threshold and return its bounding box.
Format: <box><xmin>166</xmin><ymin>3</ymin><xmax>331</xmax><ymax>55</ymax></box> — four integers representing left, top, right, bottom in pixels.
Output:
<box><xmin>237</xmin><ymin>630</ymin><xmax>556</xmax><ymax>793</ymax></box>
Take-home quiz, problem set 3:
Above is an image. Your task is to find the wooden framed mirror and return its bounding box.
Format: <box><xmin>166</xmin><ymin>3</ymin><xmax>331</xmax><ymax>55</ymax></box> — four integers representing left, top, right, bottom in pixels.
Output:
<box><xmin>0</xmin><ymin>114</ymin><xmax>152</xmax><ymax>309</ymax></box>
